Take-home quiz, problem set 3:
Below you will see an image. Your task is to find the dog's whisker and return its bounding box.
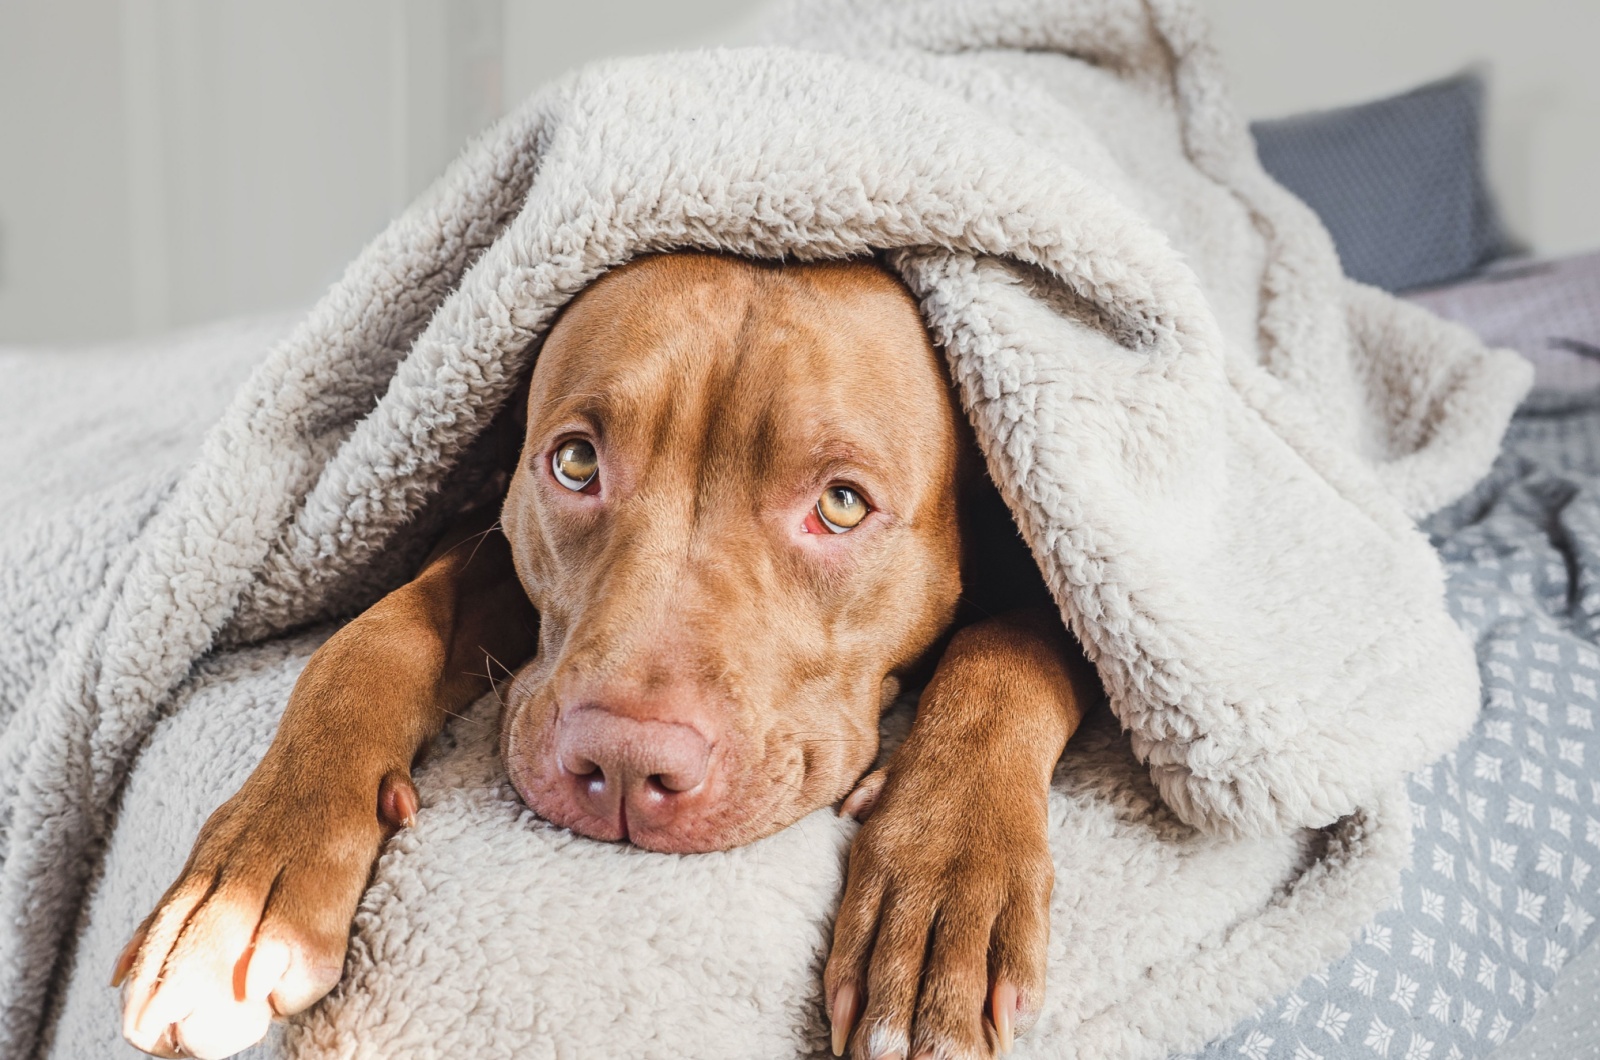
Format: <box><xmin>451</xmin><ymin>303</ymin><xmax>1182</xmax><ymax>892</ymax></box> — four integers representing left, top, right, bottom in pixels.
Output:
<box><xmin>481</xmin><ymin>653</ymin><xmax>519</xmax><ymax>720</ymax></box>
<box><xmin>479</xmin><ymin>647</ymin><xmax>519</xmax><ymax>682</ymax></box>
<box><xmin>463</xmin><ymin>520</ymin><xmax>503</xmax><ymax>567</ymax></box>
<box><xmin>437</xmin><ymin>704</ymin><xmax>488</xmax><ymax>730</ymax></box>
<box><xmin>954</xmin><ymin>593</ymin><xmax>998</xmax><ymax>618</ymax></box>
<box><xmin>442</xmin><ymin>525</ymin><xmax>494</xmax><ymax>553</ymax></box>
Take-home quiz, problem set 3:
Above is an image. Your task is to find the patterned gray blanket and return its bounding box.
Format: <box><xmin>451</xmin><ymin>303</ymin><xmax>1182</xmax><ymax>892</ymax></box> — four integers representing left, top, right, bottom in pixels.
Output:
<box><xmin>1197</xmin><ymin>390</ymin><xmax>1600</xmax><ymax>1060</ymax></box>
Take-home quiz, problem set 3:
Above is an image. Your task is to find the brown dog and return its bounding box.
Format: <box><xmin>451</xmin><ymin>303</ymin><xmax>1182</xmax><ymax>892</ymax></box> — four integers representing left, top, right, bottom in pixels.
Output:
<box><xmin>113</xmin><ymin>254</ymin><xmax>1096</xmax><ymax>1060</ymax></box>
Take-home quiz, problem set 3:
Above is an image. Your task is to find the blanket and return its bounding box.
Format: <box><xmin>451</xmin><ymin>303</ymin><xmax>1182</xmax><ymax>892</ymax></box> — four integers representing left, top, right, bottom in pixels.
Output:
<box><xmin>0</xmin><ymin>1</ymin><xmax>1533</xmax><ymax>1057</ymax></box>
<box><xmin>30</xmin><ymin>345</ymin><xmax>1600</xmax><ymax>1060</ymax></box>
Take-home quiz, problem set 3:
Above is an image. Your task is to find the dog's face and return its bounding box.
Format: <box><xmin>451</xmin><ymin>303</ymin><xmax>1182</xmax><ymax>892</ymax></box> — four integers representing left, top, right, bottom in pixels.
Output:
<box><xmin>499</xmin><ymin>254</ymin><xmax>965</xmax><ymax>852</ymax></box>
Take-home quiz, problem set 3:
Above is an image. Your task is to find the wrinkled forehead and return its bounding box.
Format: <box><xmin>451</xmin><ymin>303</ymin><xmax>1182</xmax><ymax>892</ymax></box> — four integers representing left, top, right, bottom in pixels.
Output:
<box><xmin>527</xmin><ymin>254</ymin><xmax>960</xmax><ymax>477</ymax></box>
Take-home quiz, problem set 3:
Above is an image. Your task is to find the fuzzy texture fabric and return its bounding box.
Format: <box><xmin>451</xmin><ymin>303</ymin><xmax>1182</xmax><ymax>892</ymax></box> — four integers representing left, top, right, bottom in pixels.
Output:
<box><xmin>1</xmin><ymin>0</ymin><xmax>1533</xmax><ymax>1058</ymax></box>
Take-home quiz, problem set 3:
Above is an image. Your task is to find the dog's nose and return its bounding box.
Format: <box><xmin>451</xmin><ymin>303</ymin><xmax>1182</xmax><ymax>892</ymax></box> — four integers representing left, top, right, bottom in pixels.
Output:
<box><xmin>554</xmin><ymin>707</ymin><xmax>713</xmax><ymax>835</ymax></box>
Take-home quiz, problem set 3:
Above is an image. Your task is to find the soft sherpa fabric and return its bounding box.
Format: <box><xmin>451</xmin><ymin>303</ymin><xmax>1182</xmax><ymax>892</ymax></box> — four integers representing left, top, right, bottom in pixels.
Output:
<box><xmin>0</xmin><ymin>1</ymin><xmax>1534</xmax><ymax>1058</ymax></box>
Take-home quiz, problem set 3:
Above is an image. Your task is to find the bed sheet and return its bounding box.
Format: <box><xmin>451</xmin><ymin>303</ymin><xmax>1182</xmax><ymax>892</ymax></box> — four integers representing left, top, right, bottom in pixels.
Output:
<box><xmin>1407</xmin><ymin>252</ymin><xmax>1600</xmax><ymax>392</ymax></box>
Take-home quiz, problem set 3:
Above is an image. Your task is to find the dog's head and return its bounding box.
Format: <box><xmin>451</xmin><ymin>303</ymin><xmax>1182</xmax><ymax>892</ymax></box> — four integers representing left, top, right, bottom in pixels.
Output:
<box><xmin>499</xmin><ymin>253</ymin><xmax>967</xmax><ymax>852</ymax></box>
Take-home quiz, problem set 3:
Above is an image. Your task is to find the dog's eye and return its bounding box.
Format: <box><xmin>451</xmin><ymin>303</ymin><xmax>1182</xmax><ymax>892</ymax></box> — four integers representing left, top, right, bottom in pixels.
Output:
<box><xmin>551</xmin><ymin>439</ymin><xmax>598</xmax><ymax>491</ymax></box>
<box><xmin>816</xmin><ymin>485</ymin><xmax>868</xmax><ymax>533</ymax></box>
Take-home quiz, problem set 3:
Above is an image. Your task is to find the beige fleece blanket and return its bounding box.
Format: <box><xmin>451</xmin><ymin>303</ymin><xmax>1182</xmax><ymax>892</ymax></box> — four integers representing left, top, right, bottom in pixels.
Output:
<box><xmin>4</xmin><ymin>1</ymin><xmax>1530</xmax><ymax>1057</ymax></box>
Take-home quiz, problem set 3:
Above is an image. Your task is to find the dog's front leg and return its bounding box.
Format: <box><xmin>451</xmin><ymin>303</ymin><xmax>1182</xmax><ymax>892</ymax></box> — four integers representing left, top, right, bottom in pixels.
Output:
<box><xmin>826</xmin><ymin>607</ymin><xmax>1092</xmax><ymax>1060</ymax></box>
<box><xmin>113</xmin><ymin>509</ymin><xmax>536</xmax><ymax>1059</ymax></box>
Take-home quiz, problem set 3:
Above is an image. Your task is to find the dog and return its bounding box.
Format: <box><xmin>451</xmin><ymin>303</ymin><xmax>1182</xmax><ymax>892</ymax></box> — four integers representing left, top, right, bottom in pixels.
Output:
<box><xmin>113</xmin><ymin>253</ymin><xmax>1099</xmax><ymax>1060</ymax></box>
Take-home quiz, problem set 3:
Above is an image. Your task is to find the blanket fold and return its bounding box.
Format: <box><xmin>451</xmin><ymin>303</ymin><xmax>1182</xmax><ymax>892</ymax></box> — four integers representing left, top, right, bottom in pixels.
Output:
<box><xmin>1</xmin><ymin>1</ymin><xmax>1532</xmax><ymax>1057</ymax></box>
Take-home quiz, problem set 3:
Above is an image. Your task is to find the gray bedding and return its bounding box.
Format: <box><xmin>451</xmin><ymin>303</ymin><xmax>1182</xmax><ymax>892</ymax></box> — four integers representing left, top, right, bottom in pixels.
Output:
<box><xmin>5</xmin><ymin>264</ymin><xmax>1596</xmax><ymax>1058</ymax></box>
<box><xmin>1408</xmin><ymin>252</ymin><xmax>1600</xmax><ymax>392</ymax></box>
<box><xmin>1194</xmin><ymin>389</ymin><xmax>1600</xmax><ymax>1059</ymax></box>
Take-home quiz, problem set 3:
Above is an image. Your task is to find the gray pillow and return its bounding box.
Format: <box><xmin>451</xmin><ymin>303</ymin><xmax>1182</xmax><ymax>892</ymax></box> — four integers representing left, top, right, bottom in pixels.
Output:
<box><xmin>1251</xmin><ymin>71</ymin><xmax>1512</xmax><ymax>292</ymax></box>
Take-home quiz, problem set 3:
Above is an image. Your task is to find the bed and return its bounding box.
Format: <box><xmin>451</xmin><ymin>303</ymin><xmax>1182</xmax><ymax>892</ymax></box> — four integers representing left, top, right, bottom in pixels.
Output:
<box><xmin>3</xmin><ymin>51</ymin><xmax>1596</xmax><ymax>1060</ymax></box>
<box><xmin>2</xmin><ymin>253</ymin><xmax>1593</xmax><ymax>1060</ymax></box>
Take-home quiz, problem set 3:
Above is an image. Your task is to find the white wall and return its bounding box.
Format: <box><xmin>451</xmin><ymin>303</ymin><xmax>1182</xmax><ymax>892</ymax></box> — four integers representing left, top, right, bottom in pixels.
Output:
<box><xmin>0</xmin><ymin>0</ymin><xmax>1593</xmax><ymax>344</ymax></box>
<box><xmin>117</xmin><ymin>1</ymin><xmax>463</xmax><ymax>337</ymax></box>
<box><xmin>0</xmin><ymin>0</ymin><xmax>763</xmax><ymax>344</ymax></box>
<box><xmin>502</xmin><ymin>0</ymin><xmax>763</xmax><ymax>107</ymax></box>
<box><xmin>0</xmin><ymin>2</ymin><xmax>134</xmax><ymax>343</ymax></box>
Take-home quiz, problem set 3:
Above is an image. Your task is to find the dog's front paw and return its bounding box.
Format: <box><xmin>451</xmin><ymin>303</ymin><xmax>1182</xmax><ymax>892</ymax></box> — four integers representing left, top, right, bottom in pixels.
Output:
<box><xmin>113</xmin><ymin>769</ymin><xmax>417</xmax><ymax>1059</ymax></box>
<box><xmin>826</xmin><ymin>760</ymin><xmax>1053</xmax><ymax>1059</ymax></box>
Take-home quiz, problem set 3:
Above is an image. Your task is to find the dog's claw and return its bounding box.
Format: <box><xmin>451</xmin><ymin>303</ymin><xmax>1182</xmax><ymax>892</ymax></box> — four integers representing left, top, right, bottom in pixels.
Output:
<box><xmin>839</xmin><ymin>787</ymin><xmax>871</xmax><ymax>820</ymax></box>
<box><xmin>992</xmin><ymin>980</ymin><xmax>1018</xmax><ymax>1055</ymax></box>
<box><xmin>110</xmin><ymin>928</ymin><xmax>143</xmax><ymax>988</ymax></box>
<box><xmin>243</xmin><ymin>937</ymin><xmax>291</xmax><ymax>1003</ymax></box>
<box><xmin>840</xmin><ymin>770</ymin><xmax>886</xmax><ymax>821</ymax></box>
<box><xmin>830</xmin><ymin>982</ymin><xmax>858</xmax><ymax>1056</ymax></box>
<box><xmin>378</xmin><ymin>772</ymin><xmax>420</xmax><ymax>830</ymax></box>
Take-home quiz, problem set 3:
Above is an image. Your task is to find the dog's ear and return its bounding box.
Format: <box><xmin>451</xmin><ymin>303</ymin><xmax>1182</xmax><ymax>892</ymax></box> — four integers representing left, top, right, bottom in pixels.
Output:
<box><xmin>508</xmin><ymin>370</ymin><xmax>530</xmax><ymax>432</ymax></box>
<box><xmin>489</xmin><ymin>373</ymin><xmax>531</xmax><ymax>474</ymax></box>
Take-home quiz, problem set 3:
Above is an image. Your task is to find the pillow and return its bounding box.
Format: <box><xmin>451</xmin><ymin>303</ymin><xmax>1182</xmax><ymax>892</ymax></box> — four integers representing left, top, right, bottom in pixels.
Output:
<box><xmin>1251</xmin><ymin>71</ymin><xmax>1512</xmax><ymax>292</ymax></box>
